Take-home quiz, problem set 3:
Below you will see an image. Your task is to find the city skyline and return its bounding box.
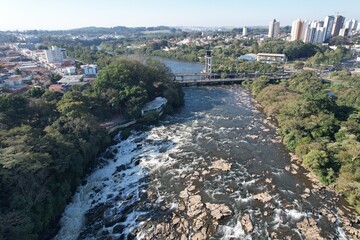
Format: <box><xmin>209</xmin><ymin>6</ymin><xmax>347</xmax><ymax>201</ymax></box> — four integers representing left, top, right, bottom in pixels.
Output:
<box><xmin>0</xmin><ymin>0</ymin><xmax>360</xmax><ymax>31</ymax></box>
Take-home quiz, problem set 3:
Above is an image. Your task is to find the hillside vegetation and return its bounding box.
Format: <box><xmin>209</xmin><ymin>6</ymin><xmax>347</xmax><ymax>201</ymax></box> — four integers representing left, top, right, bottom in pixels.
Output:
<box><xmin>0</xmin><ymin>59</ymin><xmax>183</xmax><ymax>239</ymax></box>
<box><xmin>251</xmin><ymin>71</ymin><xmax>360</xmax><ymax>212</ymax></box>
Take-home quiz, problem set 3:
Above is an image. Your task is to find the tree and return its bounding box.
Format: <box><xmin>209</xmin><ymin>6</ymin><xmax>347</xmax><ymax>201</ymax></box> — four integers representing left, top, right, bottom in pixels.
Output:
<box><xmin>49</xmin><ymin>73</ymin><xmax>62</xmax><ymax>84</ymax></box>
<box><xmin>27</xmin><ymin>87</ymin><xmax>45</xmax><ymax>98</ymax></box>
<box><xmin>15</xmin><ymin>68</ymin><xmax>22</xmax><ymax>75</ymax></box>
<box><xmin>293</xmin><ymin>61</ymin><xmax>304</xmax><ymax>70</ymax></box>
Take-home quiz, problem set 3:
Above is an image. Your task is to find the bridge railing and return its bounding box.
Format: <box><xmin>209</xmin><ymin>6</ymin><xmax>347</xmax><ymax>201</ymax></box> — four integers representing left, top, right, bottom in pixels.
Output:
<box><xmin>174</xmin><ymin>72</ymin><xmax>291</xmax><ymax>81</ymax></box>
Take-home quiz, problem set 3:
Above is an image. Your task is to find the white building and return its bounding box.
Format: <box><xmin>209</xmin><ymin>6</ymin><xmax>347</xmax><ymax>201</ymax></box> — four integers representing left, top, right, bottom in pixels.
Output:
<box><xmin>257</xmin><ymin>53</ymin><xmax>287</xmax><ymax>63</ymax></box>
<box><xmin>243</xmin><ymin>26</ymin><xmax>248</xmax><ymax>36</ymax></box>
<box><xmin>314</xmin><ymin>27</ymin><xmax>326</xmax><ymax>44</ymax></box>
<box><xmin>339</xmin><ymin>28</ymin><xmax>349</xmax><ymax>37</ymax></box>
<box><xmin>64</xmin><ymin>67</ymin><xmax>76</xmax><ymax>75</ymax></box>
<box><xmin>268</xmin><ymin>19</ymin><xmax>280</xmax><ymax>38</ymax></box>
<box><xmin>58</xmin><ymin>75</ymin><xmax>83</xmax><ymax>85</ymax></box>
<box><xmin>345</xmin><ymin>19</ymin><xmax>358</xmax><ymax>31</ymax></box>
<box><xmin>44</xmin><ymin>46</ymin><xmax>67</xmax><ymax>63</ymax></box>
<box><xmin>81</xmin><ymin>64</ymin><xmax>98</xmax><ymax>77</ymax></box>
<box><xmin>141</xmin><ymin>97</ymin><xmax>167</xmax><ymax>117</ymax></box>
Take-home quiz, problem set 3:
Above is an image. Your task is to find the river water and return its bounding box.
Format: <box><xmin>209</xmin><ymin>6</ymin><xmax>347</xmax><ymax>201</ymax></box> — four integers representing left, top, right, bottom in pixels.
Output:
<box><xmin>55</xmin><ymin>59</ymin><xmax>359</xmax><ymax>240</ymax></box>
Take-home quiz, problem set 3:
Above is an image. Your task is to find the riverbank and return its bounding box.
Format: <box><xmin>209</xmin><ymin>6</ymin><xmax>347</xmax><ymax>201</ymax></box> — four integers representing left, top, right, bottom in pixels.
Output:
<box><xmin>247</xmin><ymin>72</ymin><xmax>360</xmax><ymax>237</ymax></box>
<box><xmin>259</xmin><ymin>111</ymin><xmax>360</xmax><ymax>238</ymax></box>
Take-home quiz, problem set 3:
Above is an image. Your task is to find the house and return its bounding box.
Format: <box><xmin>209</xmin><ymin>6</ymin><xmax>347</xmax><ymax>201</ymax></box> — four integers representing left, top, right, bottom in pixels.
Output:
<box><xmin>48</xmin><ymin>84</ymin><xmax>63</xmax><ymax>92</ymax></box>
<box><xmin>64</xmin><ymin>67</ymin><xmax>76</xmax><ymax>75</ymax></box>
<box><xmin>81</xmin><ymin>64</ymin><xmax>98</xmax><ymax>77</ymax></box>
<box><xmin>141</xmin><ymin>97</ymin><xmax>167</xmax><ymax>116</ymax></box>
<box><xmin>4</xmin><ymin>76</ymin><xmax>24</xmax><ymax>87</ymax></box>
<box><xmin>44</xmin><ymin>46</ymin><xmax>67</xmax><ymax>63</ymax></box>
<box><xmin>257</xmin><ymin>53</ymin><xmax>287</xmax><ymax>63</ymax></box>
<box><xmin>58</xmin><ymin>75</ymin><xmax>83</xmax><ymax>85</ymax></box>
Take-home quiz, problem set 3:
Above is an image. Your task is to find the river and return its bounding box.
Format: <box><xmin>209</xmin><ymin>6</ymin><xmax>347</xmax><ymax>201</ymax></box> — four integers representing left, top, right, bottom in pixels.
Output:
<box><xmin>55</xmin><ymin>58</ymin><xmax>359</xmax><ymax>240</ymax></box>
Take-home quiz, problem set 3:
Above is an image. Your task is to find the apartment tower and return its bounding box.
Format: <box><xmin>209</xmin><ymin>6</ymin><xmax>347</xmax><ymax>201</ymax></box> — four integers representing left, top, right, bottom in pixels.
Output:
<box><xmin>268</xmin><ymin>19</ymin><xmax>280</xmax><ymax>38</ymax></box>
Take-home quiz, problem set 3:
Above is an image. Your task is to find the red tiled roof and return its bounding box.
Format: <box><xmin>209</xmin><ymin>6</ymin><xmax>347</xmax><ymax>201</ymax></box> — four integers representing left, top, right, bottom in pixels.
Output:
<box><xmin>48</xmin><ymin>84</ymin><xmax>63</xmax><ymax>92</ymax></box>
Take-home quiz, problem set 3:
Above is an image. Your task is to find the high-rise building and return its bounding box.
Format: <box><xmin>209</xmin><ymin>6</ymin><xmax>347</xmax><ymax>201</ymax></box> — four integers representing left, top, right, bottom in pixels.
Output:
<box><xmin>243</xmin><ymin>26</ymin><xmax>248</xmax><ymax>36</ymax></box>
<box><xmin>314</xmin><ymin>27</ymin><xmax>326</xmax><ymax>43</ymax></box>
<box><xmin>339</xmin><ymin>28</ymin><xmax>349</xmax><ymax>37</ymax></box>
<box><xmin>291</xmin><ymin>19</ymin><xmax>304</xmax><ymax>41</ymax></box>
<box><xmin>268</xmin><ymin>19</ymin><xmax>280</xmax><ymax>38</ymax></box>
<box><xmin>331</xmin><ymin>15</ymin><xmax>345</xmax><ymax>37</ymax></box>
<box><xmin>302</xmin><ymin>21</ymin><xmax>312</xmax><ymax>43</ymax></box>
<box><xmin>345</xmin><ymin>19</ymin><xmax>358</xmax><ymax>31</ymax></box>
<box><xmin>301</xmin><ymin>21</ymin><xmax>325</xmax><ymax>44</ymax></box>
<box><xmin>324</xmin><ymin>16</ymin><xmax>334</xmax><ymax>42</ymax></box>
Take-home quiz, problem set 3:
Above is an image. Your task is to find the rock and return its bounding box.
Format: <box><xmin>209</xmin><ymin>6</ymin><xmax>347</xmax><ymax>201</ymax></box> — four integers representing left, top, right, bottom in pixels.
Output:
<box><xmin>173</xmin><ymin>217</ymin><xmax>180</xmax><ymax>226</ymax></box>
<box><xmin>296</xmin><ymin>216</ymin><xmax>324</xmax><ymax>240</ymax></box>
<box><xmin>112</xmin><ymin>224</ymin><xmax>125</xmax><ymax>234</ymax></box>
<box><xmin>248</xmin><ymin>134</ymin><xmax>259</xmax><ymax>139</ymax></box>
<box><xmin>270</xmin><ymin>232</ymin><xmax>278</xmax><ymax>238</ymax></box>
<box><xmin>178</xmin><ymin>203</ymin><xmax>186</xmax><ymax>211</ymax></box>
<box><xmin>202</xmin><ymin>170</ymin><xmax>210</xmax><ymax>175</ymax></box>
<box><xmin>301</xmin><ymin>193</ymin><xmax>310</xmax><ymax>199</ymax></box>
<box><xmin>116</xmin><ymin>165</ymin><xmax>127</xmax><ymax>172</ymax></box>
<box><xmin>180</xmin><ymin>189</ymin><xmax>189</xmax><ymax>199</ymax></box>
<box><xmin>205</xmin><ymin>203</ymin><xmax>232</xmax><ymax>220</ymax></box>
<box><xmin>104</xmin><ymin>214</ymin><xmax>126</xmax><ymax>227</ymax></box>
<box><xmin>209</xmin><ymin>158</ymin><xmax>232</xmax><ymax>171</ymax></box>
<box><xmin>291</xmin><ymin>164</ymin><xmax>299</xmax><ymax>170</ymax></box>
<box><xmin>188</xmin><ymin>185</ymin><xmax>196</xmax><ymax>192</ymax></box>
<box><xmin>187</xmin><ymin>195</ymin><xmax>204</xmax><ymax>217</ymax></box>
<box><xmin>189</xmin><ymin>195</ymin><xmax>202</xmax><ymax>205</ymax></box>
<box><xmin>265</xmin><ymin>178</ymin><xmax>272</xmax><ymax>183</ymax></box>
<box><xmin>289</xmin><ymin>153</ymin><xmax>300</xmax><ymax>162</ymax></box>
<box><xmin>193</xmin><ymin>218</ymin><xmax>204</xmax><ymax>231</ymax></box>
<box><xmin>192</xmin><ymin>230</ymin><xmax>206</xmax><ymax>240</ymax></box>
<box><xmin>330</xmin><ymin>216</ymin><xmax>337</xmax><ymax>223</ymax></box>
<box><xmin>253</xmin><ymin>192</ymin><xmax>272</xmax><ymax>203</ymax></box>
<box><xmin>241</xmin><ymin>214</ymin><xmax>253</xmax><ymax>233</ymax></box>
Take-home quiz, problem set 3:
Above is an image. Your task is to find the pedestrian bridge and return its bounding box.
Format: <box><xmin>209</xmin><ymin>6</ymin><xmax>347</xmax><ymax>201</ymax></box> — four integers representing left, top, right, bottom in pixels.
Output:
<box><xmin>173</xmin><ymin>72</ymin><xmax>290</xmax><ymax>86</ymax></box>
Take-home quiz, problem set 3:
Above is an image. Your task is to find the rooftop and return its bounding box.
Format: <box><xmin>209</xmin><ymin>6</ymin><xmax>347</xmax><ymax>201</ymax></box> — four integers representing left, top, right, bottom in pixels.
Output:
<box><xmin>257</xmin><ymin>53</ymin><xmax>286</xmax><ymax>57</ymax></box>
<box><xmin>58</xmin><ymin>75</ymin><xmax>83</xmax><ymax>84</ymax></box>
<box><xmin>142</xmin><ymin>97</ymin><xmax>167</xmax><ymax>112</ymax></box>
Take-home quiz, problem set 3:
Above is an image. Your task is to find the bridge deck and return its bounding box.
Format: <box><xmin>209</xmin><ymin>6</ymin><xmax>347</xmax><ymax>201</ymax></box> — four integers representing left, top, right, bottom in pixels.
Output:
<box><xmin>174</xmin><ymin>76</ymin><xmax>289</xmax><ymax>86</ymax></box>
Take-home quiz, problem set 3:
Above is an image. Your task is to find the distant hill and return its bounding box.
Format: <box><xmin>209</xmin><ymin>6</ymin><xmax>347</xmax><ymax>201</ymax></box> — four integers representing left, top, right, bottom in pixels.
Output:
<box><xmin>2</xmin><ymin>26</ymin><xmax>179</xmax><ymax>37</ymax></box>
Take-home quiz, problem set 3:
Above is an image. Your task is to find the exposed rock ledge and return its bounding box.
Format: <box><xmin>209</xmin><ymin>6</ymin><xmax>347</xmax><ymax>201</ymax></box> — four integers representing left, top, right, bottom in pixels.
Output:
<box><xmin>209</xmin><ymin>158</ymin><xmax>232</xmax><ymax>172</ymax></box>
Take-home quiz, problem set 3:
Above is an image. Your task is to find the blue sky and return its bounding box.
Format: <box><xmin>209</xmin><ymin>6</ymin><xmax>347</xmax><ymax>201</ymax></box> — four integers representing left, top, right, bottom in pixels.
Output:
<box><xmin>1</xmin><ymin>0</ymin><xmax>359</xmax><ymax>30</ymax></box>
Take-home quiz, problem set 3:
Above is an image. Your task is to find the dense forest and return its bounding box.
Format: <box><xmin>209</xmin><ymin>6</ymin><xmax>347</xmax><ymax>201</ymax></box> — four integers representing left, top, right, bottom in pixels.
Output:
<box><xmin>248</xmin><ymin>71</ymin><xmax>360</xmax><ymax>212</ymax></box>
<box><xmin>0</xmin><ymin>59</ymin><xmax>183</xmax><ymax>239</ymax></box>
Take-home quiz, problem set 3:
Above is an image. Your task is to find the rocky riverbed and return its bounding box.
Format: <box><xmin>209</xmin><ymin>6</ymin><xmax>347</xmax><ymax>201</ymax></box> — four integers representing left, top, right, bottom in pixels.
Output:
<box><xmin>55</xmin><ymin>86</ymin><xmax>360</xmax><ymax>240</ymax></box>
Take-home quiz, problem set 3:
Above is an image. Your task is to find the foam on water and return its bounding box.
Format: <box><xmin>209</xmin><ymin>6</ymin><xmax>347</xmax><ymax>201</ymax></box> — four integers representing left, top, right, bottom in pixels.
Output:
<box><xmin>337</xmin><ymin>226</ymin><xmax>349</xmax><ymax>240</ymax></box>
<box><xmin>55</xmin><ymin>134</ymin><xmax>139</xmax><ymax>240</ymax></box>
<box><xmin>218</xmin><ymin>220</ymin><xmax>248</xmax><ymax>240</ymax></box>
<box><xmin>285</xmin><ymin>209</ymin><xmax>304</xmax><ymax>221</ymax></box>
